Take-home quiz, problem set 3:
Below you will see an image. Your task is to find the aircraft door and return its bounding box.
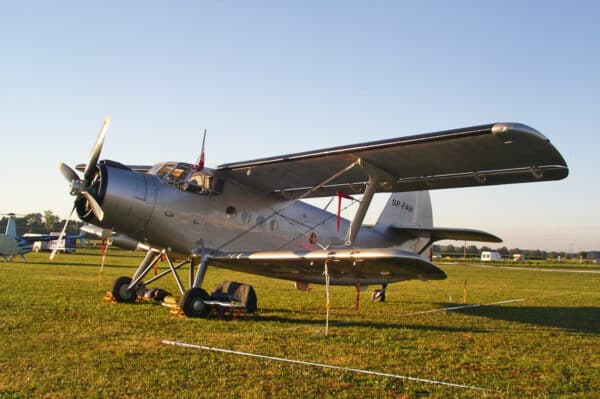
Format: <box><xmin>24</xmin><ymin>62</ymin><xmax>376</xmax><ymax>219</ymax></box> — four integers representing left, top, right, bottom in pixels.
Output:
<box><xmin>130</xmin><ymin>173</ymin><xmax>156</xmax><ymax>237</ymax></box>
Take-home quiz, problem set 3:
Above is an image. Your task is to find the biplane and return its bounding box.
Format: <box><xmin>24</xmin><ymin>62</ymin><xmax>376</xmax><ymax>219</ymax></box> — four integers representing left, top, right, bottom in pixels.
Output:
<box><xmin>57</xmin><ymin>116</ymin><xmax>568</xmax><ymax>317</ymax></box>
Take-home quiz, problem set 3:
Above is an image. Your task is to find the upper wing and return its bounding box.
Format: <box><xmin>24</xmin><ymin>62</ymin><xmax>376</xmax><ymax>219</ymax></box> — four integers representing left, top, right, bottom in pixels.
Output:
<box><xmin>217</xmin><ymin>123</ymin><xmax>568</xmax><ymax>198</ymax></box>
<box><xmin>209</xmin><ymin>247</ymin><xmax>446</xmax><ymax>285</ymax></box>
<box><xmin>76</xmin><ymin>162</ymin><xmax>153</xmax><ymax>173</ymax></box>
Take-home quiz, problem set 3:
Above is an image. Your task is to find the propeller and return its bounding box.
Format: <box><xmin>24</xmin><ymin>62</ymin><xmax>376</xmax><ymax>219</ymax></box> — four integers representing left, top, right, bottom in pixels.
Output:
<box><xmin>57</xmin><ymin>114</ymin><xmax>110</xmax><ymax>222</ymax></box>
<box><xmin>49</xmin><ymin>206</ymin><xmax>75</xmax><ymax>261</ymax></box>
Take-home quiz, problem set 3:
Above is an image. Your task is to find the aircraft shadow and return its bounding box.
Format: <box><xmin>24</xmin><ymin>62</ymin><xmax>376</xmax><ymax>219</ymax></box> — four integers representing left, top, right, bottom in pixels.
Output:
<box><xmin>449</xmin><ymin>305</ymin><xmax>600</xmax><ymax>334</ymax></box>
<box><xmin>24</xmin><ymin>261</ymin><xmax>136</xmax><ymax>270</ymax></box>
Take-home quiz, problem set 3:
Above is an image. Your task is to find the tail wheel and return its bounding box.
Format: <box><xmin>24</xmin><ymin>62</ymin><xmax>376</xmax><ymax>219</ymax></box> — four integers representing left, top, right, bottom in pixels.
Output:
<box><xmin>112</xmin><ymin>276</ymin><xmax>137</xmax><ymax>303</ymax></box>
<box><xmin>371</xmin><ymin>289</ymin><xmax>386</xmax><ymax>302</ymax></box>
<box><xmin>180</xmin><ymin>288</ymin><xmax>210</xmax><ymax>318</ymax></box>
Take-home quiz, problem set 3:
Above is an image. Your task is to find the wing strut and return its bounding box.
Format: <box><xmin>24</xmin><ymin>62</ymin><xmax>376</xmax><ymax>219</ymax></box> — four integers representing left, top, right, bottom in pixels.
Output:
<box><xmin>345</xmin><ymin>175</ymin><xmax>378</xmax><ymax>246</ymax></box>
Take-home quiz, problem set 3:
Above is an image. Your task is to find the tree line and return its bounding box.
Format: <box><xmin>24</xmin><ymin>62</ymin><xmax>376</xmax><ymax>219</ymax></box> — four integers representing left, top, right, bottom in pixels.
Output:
<box><xmin>0</xmin><ymin>211</ymin><xmax>82</xmax><ymax>236</ymax></box>
<box><xmin>432</xmin><ymin>244</ymin><xmax>591</xmax><ymax>261</ymax></box>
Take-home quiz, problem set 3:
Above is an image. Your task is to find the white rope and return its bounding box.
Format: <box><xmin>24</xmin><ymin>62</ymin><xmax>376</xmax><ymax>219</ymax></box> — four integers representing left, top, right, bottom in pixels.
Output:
<box><xmin>161</xmin><ymin>340</ymin><xmax>498</xmax><ymax>393</ymax></box>
<box><xmin>397</xmin><ymin>298</ymin><xmax>525</xmax><ymax>317</ymax></box>
<box><xmin>324</xmin><ymin>261</ymin><xmax>330</xmax><ymax>335</ymax></box>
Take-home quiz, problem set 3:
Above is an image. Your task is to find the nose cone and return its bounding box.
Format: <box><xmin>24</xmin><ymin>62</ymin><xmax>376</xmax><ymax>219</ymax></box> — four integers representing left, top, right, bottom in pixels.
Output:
<box><xmin>75</xmin><ymin>164</ymin><xmax>108</xmax><ymax>222</ymax></box>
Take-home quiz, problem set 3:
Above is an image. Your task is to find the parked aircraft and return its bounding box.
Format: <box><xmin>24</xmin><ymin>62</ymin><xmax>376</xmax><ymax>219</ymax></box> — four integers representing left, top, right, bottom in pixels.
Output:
<box><xmin>0</xmin><ymin>214</ymin><xmax>80</xmax><ymax>261</ymax></box>
<box><xmin>57</xmin><ymin>115</ymin><xmax>568</xmax><ymax>317</ymax></box>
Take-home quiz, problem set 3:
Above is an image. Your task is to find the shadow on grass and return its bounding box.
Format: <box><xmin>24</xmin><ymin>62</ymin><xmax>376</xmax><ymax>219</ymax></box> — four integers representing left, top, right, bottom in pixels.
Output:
<box><xmin>452</xmin><ymin>305</ymin><xmax>600</xmax><ymax>334</ymax></box>
<box><xmin>23</xmin><ymin>261</ymin><xmax>137</xmax><ymax>270</ymax></box>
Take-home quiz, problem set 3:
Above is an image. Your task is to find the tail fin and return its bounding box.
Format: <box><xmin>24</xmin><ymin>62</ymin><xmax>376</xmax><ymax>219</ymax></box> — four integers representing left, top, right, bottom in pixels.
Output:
<box><xmin>375</xmin><ymin>191</ymin><xmax>433</xmax><ymax>230</ymax></box>
<box><xmin>373</xmin><ymin>192</ymin><xmax>433</xmax><ymax>254</ymax></box>
<box><xmin>5</xmin><ymin>214</ymin><xmax>17</xmax><ymax>237</ymax></box>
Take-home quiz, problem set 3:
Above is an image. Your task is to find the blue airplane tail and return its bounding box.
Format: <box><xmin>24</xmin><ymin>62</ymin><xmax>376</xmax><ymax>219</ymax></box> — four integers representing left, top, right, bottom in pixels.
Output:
<box><xmin>5</xmin><ymin>215</ymin><xmax>17</xmax><ymax>238</ymax></box>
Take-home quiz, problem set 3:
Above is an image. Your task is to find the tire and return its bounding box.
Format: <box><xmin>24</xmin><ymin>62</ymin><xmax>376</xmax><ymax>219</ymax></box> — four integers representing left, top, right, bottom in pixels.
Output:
<box><xmin>111</xmin><ymin>276</ymin><xmax>137</xmax><ymax>303</ymax></box>
<box><xmin>180</xmin><ymin>288</ymin><xmax>211</xmax><ymax>318</ymax></box>
<box><xmin>213</xmin><ymin>281</ymin><xmax>257</xmax><ymax>313</ymax></box>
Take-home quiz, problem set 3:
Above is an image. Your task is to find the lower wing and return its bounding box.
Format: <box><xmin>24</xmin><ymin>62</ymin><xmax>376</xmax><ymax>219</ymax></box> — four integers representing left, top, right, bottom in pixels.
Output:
<box><xmin>209</xmin><ymin>248</ymin><xmax>446</xmax><ymax>286</ymax></box>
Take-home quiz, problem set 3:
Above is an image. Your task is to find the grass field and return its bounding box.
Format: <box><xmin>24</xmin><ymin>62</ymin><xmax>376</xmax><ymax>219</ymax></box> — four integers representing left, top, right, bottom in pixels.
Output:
<box><xmin>1</xmin><ymin>248</ymin><xmax>599</xmax><ymax>398</ymax></box>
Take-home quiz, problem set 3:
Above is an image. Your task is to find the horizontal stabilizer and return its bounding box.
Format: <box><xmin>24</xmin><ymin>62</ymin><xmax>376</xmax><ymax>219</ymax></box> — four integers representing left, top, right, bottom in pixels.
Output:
<box><xmin>387</xmin><ymin>225</ymin><xmax>502</xmax><ymax>243</ymax></box>
<box><xmin>208</xmin><ymin>248</ymin><xmax>446</xmax><ymax>285</ymax></box>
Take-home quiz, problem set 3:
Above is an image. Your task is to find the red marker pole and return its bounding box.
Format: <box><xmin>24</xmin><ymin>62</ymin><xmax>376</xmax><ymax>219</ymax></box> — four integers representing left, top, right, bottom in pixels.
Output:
<box><xmin>336</xmin><ymin>191</ymin><xmax>354</xmax><ymax>231</ymax></box>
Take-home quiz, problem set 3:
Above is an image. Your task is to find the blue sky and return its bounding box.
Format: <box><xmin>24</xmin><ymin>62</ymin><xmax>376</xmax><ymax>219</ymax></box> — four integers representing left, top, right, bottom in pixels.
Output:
<box><xmin>1</xmin><ymin>1</ymin><xmax>598</xmax><ymax>251</ymax></box>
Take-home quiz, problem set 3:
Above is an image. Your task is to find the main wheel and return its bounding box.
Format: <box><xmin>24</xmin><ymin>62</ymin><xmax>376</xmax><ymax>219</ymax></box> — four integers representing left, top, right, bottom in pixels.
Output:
<box><xmin>180</xmin><ymin>288</ymin><xmax>210</xmax><ymax>318</ymax></box>
<box><xmin>111</xmin><ymin>276</ymin><xmax>137</xmax><ymax>303</ymax></box>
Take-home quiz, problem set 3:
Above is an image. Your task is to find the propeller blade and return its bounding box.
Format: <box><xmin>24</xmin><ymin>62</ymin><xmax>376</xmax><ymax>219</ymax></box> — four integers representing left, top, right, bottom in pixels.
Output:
<box><xmin>50</xmin><ymin>206</ymin><xmax>75</xmax><ymax>261</ymax></box>
<box><xmin>81</xmin><ymin>191</ymin><xmax>105</xmax><ymax>222</ymax></box>
<box><xmin>84</xmin><ymin>114</ymin><xmax>111</xmax><ymax>182</ymax></box>
<box><xmin>58</xmin><ymin>161</ymin><xmax>80</xmax><ymax>183</ymax></box>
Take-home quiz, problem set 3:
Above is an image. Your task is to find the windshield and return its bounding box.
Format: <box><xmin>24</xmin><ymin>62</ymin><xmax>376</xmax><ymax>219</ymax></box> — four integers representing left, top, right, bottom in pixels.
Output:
<box><xmin>148</xmin><ymin>162</ymin><xmax>222</xmax><ymax>194</ymax></box>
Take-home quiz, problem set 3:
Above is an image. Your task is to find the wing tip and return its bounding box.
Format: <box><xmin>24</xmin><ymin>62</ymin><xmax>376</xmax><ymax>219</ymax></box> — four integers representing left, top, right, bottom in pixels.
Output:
<box><xmin>491</xmin><ymin>122</ymin><xmax>548</xmax><ymax>141</ymax></box>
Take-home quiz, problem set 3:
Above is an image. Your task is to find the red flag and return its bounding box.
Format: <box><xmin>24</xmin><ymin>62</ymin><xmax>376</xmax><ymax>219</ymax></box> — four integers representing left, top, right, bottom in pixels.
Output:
<box><xmin>196</xmin><ymin>150</ymin><xmax>205</xmax><ymax>171</ymax></box>
<box><xmin>196</xmin><ymin>129</ymin><xmax>207</xmax><ymax>171</ymax></box>
<box><xmin>336</xmin><ymin>191</ymin><xmax>354</xmax><ymax>231</ymax></box>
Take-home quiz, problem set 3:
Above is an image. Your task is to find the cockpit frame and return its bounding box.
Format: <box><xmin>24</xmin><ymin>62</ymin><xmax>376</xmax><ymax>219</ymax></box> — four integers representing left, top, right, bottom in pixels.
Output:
<box><xmin>148</xmin><ymin>162</ymin><xmax>223</xmax><ymax>195</ymax></box>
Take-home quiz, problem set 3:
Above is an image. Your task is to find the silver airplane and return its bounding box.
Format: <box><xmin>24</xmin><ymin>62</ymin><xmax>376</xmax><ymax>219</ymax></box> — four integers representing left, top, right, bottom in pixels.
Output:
<box><xmin>57</xmin><ymin>115</ymin><xmax>568</xmax><ymax>317</ymax></box>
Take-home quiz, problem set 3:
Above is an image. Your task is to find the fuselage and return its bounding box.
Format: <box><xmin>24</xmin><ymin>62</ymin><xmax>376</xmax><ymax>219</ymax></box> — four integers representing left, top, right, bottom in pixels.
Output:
<box><xmin>82</xmin><ymin>162</ymin><xmax>431</xmax><ymax>258</ymax></box>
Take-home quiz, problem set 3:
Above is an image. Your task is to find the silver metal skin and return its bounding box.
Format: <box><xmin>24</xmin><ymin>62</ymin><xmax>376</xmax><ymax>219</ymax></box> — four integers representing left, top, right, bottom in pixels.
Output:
<box><xmin>84</xmin><ymin>163</ymin><xmax>437</xmax><ymax>285</ymax></box>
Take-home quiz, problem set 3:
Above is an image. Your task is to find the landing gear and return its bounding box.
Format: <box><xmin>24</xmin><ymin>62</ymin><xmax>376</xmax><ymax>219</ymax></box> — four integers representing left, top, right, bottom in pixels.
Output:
<box><xmin>180</xmin><ymin>287</ymin><xmax>210</xmax><ymax>317</ymax></box>
<box><xmin>371</xmin><ymin>284</ymin><xmax>387</xmax><ymax>302</ymax></box>
<box><xmin>109</xmin><ymin>250</ymin><xmax>257</xmax><ymax>319</ymax></box>
<box><xmin>112</xmin><ymin>276</ymin><xmax>138</xmax><ymax>303</ymax></box>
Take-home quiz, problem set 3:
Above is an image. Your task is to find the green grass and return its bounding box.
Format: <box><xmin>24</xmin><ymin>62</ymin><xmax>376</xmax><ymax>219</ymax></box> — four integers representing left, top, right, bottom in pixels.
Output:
<box><xmin>1</xmin><ymin>248</ymin><xmax>599</xmax><ymax>398</ymax></box>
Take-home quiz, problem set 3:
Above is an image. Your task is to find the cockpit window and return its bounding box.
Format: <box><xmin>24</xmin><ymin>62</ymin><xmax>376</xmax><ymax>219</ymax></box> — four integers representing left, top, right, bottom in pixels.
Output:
<box><xmin>149</xmin><ymin>162</ymin><xmax>222</xmax><ymax>195</ymax></box>
<box><xmin>152</xmin><ymin>163</ymin><xmax>192</xmax><ymax>182</ymax></box>
<box><xmin>168</xmin><ymin>167</ymin><xmax>187</xmax><ymax>180</ymax></box>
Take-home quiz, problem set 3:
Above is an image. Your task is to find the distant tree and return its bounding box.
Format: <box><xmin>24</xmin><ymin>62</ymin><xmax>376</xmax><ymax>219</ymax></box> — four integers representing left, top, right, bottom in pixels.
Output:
<box><xmin>480</xmin><ymin>245</ymin><xmax>492</xmax><ymax>252</ymax></box>
<box><xmin>446</xmin><ymin>244</ymin><xmax>456</xmax><ymax>255</ymax></box>
<box><xmin>14</xmin><ymin>217</ymin><xmax>27</xmax><ymax>235</ymax></box>
<box><xmin>579</xmin><ymin>251</ymin><xmax>587</xmax><ymax>260</ymax></box>
<box><xmin>24</xmin><ymin>213</ymin><xmax>44</xmax><ymax>233</ymax></box>
<box><xmin>25</xmin><ymin>213</ymin><xmax>42</xmax><ymax>227</ymax></box>
<box><xmin>466</xmin><ymin>245</ymin><xmax>479</xmax><ymax>255</ymax></box>
<box><xmin>43</xmin><ymin>210</ymin><xmax>60</xmax><ymax>231</ymax></box>
<box><xmin>531</xmin><ymin>250</ymin><xmax>542</xmax><ymax>260</ymax></box>
<box><xmin>497</xmin><ymin>246</ymin><xmax>509</xmax><ymax>256</ymax></box>
<box><xmin>509</xmin><ymin>248</ymin><xmax>521</xmax><ymax>255</ymax></box>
